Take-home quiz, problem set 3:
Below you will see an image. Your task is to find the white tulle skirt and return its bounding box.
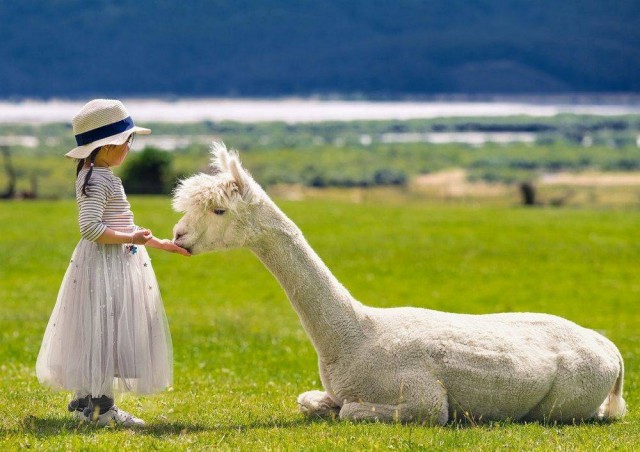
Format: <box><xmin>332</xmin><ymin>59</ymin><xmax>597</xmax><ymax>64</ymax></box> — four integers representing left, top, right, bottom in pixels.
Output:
<box><xmin>36</xmin><ymin>239</ymin><xmax>173</xmax><ymax>397</ymax></box>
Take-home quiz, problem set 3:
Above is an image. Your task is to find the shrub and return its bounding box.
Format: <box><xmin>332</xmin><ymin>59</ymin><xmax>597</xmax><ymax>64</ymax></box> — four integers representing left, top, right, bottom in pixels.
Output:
<box><xmin>121</xmin><ymin>147</ymin><xmax>174</xmax><ymax>194</ymax></box>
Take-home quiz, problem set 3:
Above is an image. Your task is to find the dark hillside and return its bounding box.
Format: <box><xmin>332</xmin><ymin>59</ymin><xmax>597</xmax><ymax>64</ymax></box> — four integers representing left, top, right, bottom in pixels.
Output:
<box><xmin>1</xmin><ymin>0</ymin><xmax>638</xmax><ymax>97</ymax></box>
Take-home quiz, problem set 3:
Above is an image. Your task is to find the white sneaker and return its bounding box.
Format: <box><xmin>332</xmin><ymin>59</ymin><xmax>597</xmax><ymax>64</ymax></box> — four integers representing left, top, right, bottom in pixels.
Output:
<box><xmin>73</xmin><ymin>406</ymin><xmax>108</xmax><ymax>425</ymax></box>
<box><xmin>96</xmin><ymin>406</ymin><xmax>146</xmax><ymax>427</ymax></box>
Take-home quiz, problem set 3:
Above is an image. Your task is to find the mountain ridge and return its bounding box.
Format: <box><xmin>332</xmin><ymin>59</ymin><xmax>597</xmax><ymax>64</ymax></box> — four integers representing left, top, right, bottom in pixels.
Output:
<box><xmin>1</xmin><ymin>0</ymin><xmax>638</xmax><ymax>98</ymax></box>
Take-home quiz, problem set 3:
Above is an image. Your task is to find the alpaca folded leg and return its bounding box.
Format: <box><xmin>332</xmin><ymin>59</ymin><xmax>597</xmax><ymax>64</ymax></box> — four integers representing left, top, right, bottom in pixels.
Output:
<box><xmin>339</xmin><ymin>399</ymin><xmax>448</xmax><ymax>425</ymax></box>
<box><xmin>339</xmin><ymin>401</ymin><xmax>405</xmax><ymax>423</ymax></box>
<box><xmin>297</xmin><ymin>390</ymin><xmax>340</xmax><ymax>418</ymax></box>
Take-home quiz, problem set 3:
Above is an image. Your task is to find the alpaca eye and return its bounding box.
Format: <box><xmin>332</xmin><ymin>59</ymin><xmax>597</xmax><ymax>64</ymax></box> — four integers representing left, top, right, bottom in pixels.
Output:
<box><xmin>213</xmin><ymin>208</ymin><xmax>226</xmax><ymax>216</ymax></box>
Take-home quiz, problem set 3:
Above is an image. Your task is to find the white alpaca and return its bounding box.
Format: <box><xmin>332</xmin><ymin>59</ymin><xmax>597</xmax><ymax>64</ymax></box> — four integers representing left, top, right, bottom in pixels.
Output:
<box><xmin>172</xmin><ymin>143</ymin><xmax>626</xmax><ymax>424</ymax></box>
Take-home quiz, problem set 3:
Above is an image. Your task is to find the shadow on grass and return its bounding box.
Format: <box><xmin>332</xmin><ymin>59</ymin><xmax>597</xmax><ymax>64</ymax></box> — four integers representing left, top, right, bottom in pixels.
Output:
<box><xmin>8</xmin><ymin>414</ymin><xmax>329</xmax><ymax>437</ymax></box>
<box><xmin>6</xmin><ymin>413</ymin><xmax>616</xmax><ymax>438</ymax></box>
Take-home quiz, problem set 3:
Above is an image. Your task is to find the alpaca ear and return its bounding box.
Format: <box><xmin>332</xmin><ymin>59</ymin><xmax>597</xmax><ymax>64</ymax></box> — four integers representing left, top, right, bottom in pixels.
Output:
<box><xmin>210</xmin><ymin>141</ymin><xmax>230</xmax><ymax>172</ymax></box>
<box><xmin>229</xmin><ymin>157</ymin><xmax>250</xmax><ymax>197</ymax></box>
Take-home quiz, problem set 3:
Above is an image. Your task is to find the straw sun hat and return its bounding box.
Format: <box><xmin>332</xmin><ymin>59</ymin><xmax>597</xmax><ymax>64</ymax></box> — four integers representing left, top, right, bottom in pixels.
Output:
<box><xmin>65</xmin><ymin>99</ymin><xmax>151</xmax><ymax>159</ymax></box>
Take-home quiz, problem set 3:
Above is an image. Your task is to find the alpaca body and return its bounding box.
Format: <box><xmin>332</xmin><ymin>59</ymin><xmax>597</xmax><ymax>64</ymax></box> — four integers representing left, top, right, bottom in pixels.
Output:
<box><xmin>320</xmin><ymin>306</ymin><xmax>622</xmax><ymax>423</ymax></box>
<box><xmin>172</xmin><ymin>143</ymin><xmax>626</xmax><ymax>424</ymax></box>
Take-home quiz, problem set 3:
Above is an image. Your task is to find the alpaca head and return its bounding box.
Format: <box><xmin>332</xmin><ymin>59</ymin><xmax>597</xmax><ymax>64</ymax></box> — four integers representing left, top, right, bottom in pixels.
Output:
<box><xmin>172</xmin><ymin>142</ymin><xmax>263</xmax><ymax>255</ymax></box>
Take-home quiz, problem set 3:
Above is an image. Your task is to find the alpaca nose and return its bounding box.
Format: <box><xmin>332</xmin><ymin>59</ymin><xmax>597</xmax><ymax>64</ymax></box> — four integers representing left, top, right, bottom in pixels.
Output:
<box><xmin>173</xmin><ymin>229</ymin><xmax>186</xmax><ymax>242</ymax></box>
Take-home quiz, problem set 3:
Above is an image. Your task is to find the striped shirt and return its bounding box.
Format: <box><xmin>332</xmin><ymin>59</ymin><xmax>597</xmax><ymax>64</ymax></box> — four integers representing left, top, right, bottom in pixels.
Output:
<box><xmin>76</xmin><ymin>167</ymin><xmax>135</xmax><ymax>241</ymax></box>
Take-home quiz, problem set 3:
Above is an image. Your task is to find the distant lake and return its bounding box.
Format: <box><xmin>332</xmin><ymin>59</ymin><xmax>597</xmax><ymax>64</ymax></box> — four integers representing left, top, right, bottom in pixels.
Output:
<box><xmin>1</xmin><ymin>98</ymin><xmax>640</xmax><ymax>124</ymax></box>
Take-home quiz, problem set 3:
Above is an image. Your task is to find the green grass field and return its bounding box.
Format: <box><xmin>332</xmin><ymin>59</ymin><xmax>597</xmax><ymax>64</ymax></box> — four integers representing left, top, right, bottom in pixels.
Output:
<box><xmin>1</xmin><ymin>196</ymin><xmax>638</xmax><ymax>450</ymax></box>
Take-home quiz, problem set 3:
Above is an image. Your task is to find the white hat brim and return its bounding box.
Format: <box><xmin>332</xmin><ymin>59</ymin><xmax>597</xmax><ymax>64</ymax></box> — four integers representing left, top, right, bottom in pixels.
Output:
<box><xmin>65</xmin><ymin>126</ymin><xmax>151</xmax><ymax>159</ymax></box>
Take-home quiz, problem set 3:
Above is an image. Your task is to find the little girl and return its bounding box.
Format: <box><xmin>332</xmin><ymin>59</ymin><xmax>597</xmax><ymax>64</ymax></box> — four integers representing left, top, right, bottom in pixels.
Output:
<box><xmin>36</xmin><ymin>99</ymin><xmax>190</xmax><ymax>427</ymax></box>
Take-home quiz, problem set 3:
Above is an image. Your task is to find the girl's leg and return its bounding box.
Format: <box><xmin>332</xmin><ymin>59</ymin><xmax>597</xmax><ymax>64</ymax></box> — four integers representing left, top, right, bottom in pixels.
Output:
<box><xmin>67</xmin><ymin>392</ymin><xmax>91</xmax><ymax>415</ymax></box>
<box><xmin>84</xmin><ymin>395</ymin><xmax>115</xmax><ymax>419</ymax></box>
<box><xmin>68</xmin><ymin>393</ymin><xmax>115</xmax><ymax>421</ymax></box>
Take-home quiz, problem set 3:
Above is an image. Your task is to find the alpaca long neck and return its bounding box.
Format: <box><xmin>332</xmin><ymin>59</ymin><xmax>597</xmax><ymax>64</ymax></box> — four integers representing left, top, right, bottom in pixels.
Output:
<box><xmin>250</xmin><ymin>206</ymin><xmax>364</xmax><ymax>361</ymax></box>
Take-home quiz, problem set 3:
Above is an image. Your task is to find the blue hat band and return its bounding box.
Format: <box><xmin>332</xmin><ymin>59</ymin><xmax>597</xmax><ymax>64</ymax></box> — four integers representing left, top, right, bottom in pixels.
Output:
<box><xmin>74</xmin><ymin>116</ymin><xmax>134</xmax><ymax>146</ymax></box>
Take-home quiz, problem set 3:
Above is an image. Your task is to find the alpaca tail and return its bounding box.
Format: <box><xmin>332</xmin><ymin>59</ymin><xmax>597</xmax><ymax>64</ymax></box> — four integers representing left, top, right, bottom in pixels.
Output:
<box><xmin>600</xmin><ymin>353</ymin><xmax>626</xmax><ymax>419</ymax></box>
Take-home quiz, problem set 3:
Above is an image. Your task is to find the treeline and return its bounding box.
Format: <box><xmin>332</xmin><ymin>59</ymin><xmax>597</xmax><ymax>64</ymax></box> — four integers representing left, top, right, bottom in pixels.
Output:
<box><xmin>3</xmin><ymin>114</ymin><xmax>640</xmax><ymax>149</ymax></box>
<box><xmin>225</xmin><ymin>144</ymin><xmax>640</xmax><ymax>188</ymax></box>
<box><xmin>1</xmin><ymin>115</ymin><xmax>639</xmax><ymax>198</ymax></box>
<box><xmin>1</xmin><ymin>142</ymin><xmax>638</xmax><ymax>199</ymax></box>
<box><xmin>115</xmin><ymin>142</ymin><xmax>640</xmax><ymax>196</ymax></box>
<box><xmin>124</xmin><ymin>114</ymin><xmax>640</xmax><ymax>149</ymax></box>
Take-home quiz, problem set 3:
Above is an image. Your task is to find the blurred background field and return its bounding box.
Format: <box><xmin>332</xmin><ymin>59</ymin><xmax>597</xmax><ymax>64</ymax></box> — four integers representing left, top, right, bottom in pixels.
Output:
<box><xmin>2</xmin><ymin>112</ymin><xmax>640</xmax><ymax>208</ymax></box>
<box><xmin>0</xmin><ymin>196</ymin><xmax>638</xmax><ymax>449</ymax></box>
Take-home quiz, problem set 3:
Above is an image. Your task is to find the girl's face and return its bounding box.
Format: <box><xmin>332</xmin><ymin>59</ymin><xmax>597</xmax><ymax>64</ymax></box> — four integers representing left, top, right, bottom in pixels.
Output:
<box><xmin>96</xmin><ymin>134</ymin><xmax>134</xmax><ymax>167</ymax></box>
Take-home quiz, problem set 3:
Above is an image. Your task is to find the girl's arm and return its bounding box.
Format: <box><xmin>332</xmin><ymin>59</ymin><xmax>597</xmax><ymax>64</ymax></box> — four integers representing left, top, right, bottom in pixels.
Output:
<box><xmin>95</xmin><ymin>228</ymin><xmax>152</xmax><ymax>245</ymax></box>
<box><xmin>145</xmin><ymin>236</ymin><xmax>191</xmax><ymax>256</ymax></box>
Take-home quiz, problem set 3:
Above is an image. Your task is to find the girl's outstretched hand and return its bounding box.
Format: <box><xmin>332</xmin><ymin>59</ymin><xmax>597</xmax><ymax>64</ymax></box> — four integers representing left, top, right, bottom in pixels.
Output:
<box><xmin>158</xmin><ymin>238</ymin><xmax>191</xmax><ymax>256</ymax></box>
<box><xmin>143</xmin><ymin>235</ymin><xmax>191</xmax><ymax>256</ymax></box>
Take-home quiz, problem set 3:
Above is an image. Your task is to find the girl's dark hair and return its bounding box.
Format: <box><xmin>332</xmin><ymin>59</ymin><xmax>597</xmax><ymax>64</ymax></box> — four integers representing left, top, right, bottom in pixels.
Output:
<box><xmin>76</xmin><ymin>147</ymin><xmax>102</xmax><ymax>196</ymax></box>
